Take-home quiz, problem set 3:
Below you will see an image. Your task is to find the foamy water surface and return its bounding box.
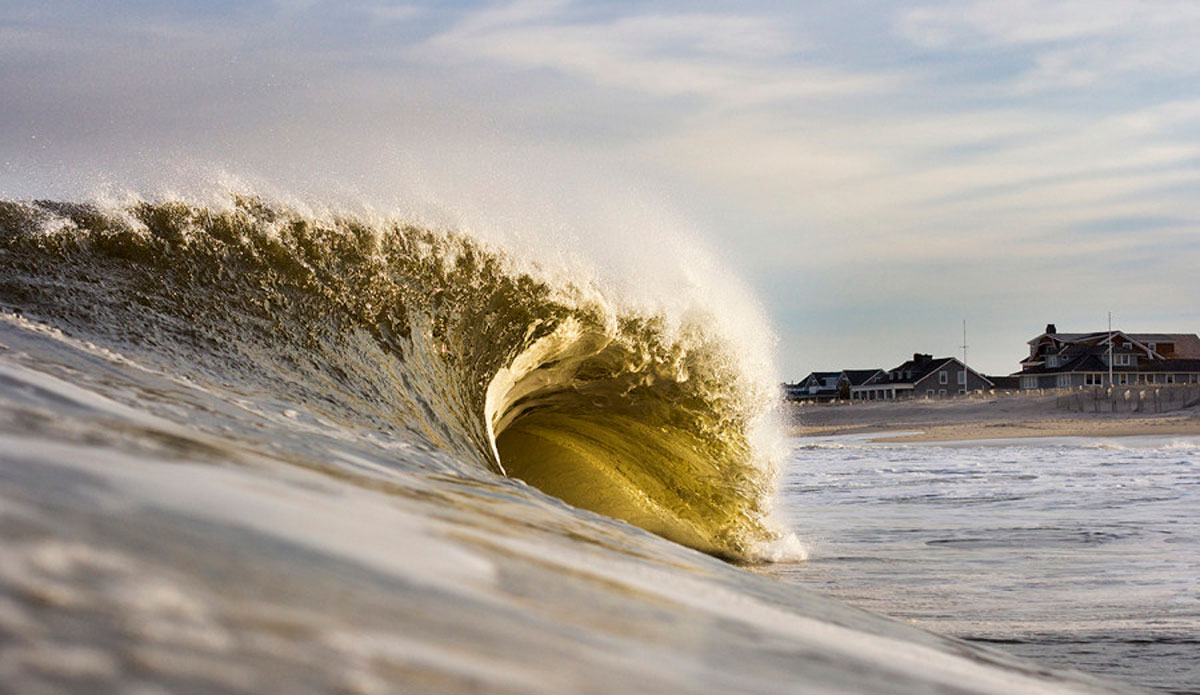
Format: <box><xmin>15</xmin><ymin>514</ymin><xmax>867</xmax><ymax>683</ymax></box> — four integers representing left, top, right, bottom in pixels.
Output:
<box><xmin>771</xmin><ymin>433</ymin><xmax>1200</xmax><ymax>694</ymax></box>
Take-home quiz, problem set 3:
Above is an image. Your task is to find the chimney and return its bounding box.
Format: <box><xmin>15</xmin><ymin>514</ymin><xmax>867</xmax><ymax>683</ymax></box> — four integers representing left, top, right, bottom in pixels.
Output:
<box><xmin>1045</xmin><ymin>323</ymin><xmax>1057</xmax><ymax>334</ymax></box>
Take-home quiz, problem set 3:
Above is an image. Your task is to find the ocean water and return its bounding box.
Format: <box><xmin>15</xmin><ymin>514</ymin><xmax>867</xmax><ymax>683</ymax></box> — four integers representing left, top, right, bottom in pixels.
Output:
<box><xmin>771</xmin><ymin>434</ymin><xmax>1200</xmax><ymax>694</ymax></box>
<box><xmin>0</xmin><ymin>195</ymin><xmax>1159</xmax><ymax>694</ymax></box>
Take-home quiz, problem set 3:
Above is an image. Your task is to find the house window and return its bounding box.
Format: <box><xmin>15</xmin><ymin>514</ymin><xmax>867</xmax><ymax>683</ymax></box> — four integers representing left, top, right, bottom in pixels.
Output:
<box><xmin>1167</xmin><ymin>374</ymin><xmax>1176</xmax><ymax>384</ymax></box>
<box><xmin>1117</xmin><ymin>374</ymin><xmax>1129</xmax><ymax>385</ymax></box>
<box><xmin>1085</xmin><ymin>373</ymin><xmax>1102</xmax><ymax>386</ymax></box>
<box><xmin>1021</xmin><ymin>376</ymin><xmax>1037</xmax><ymax>389</ymax></box>
<box><xmin>958</xmin><ymin>370</ymin><xmax>966</xmax><ymax>385</ymax></box>
<box><xmin>1148</xmin><ymin>343</ymin><xmax>1156</xmax><ymax>352</ymax></box>
<box><xmin>939</xmin><ymin>371</ymin><xmax>948</xmax><ymax>384</ymax></box>
<box><xmin>926</xmin><ymin>389</ymin><xmax>935</xmax><ymax>397</ymax></box>
<box><xmin>1114</xmin><ymin>354</ymin><xmax>1132</xmax><ymax>366</ymax></box>
<box><xmin>938</xmin><ymin>389</ymin><xmax>947</xmax><ymax>397</ymax></box>
<box><xmin>1056</xmin><ymin>374</ymin><xmax>1071</xmax><ymax>388</ymax></box>
<box><xmin>1046</xmin><ymin>356</ymin><xmax>1058</xmax><ymax>368</ymax></box>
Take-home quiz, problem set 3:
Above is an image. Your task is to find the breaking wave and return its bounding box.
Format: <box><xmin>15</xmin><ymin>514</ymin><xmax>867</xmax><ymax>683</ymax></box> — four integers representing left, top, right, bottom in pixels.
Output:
<box><xmin>0</xmin><ymin>194</ymin><xmax>783</xmax><ymax>560</ymax></box>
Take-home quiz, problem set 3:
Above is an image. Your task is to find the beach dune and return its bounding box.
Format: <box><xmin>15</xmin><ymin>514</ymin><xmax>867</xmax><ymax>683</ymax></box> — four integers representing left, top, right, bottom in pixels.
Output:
<box><xmin>789</xmin><ymin>393</ymin><xmax>1200</xmax><ymax>442</ymax></box>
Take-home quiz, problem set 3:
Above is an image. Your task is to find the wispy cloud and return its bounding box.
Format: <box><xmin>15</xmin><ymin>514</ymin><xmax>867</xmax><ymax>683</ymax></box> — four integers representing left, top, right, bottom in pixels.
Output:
<box><xmin>898</xmin><ymin>0</ymin><xmax>1200</xmax><ymax>91</ymax></box>
<box><xmin>420</xmin><ymin>1</ymin><xmax>885</xmax><ymax>108</ymax></box>
<box><xmin>2</xmin><ymin>0</ymin><xmax>1198</xmax><ymax>374</ymax></box>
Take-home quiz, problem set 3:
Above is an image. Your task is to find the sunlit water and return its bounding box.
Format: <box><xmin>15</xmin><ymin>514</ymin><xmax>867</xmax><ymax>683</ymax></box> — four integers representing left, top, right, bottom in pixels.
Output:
<box><xmin>0</xmin><ymin>314</ymin><xmax>1152</xmax><ymax>695</ymax></box>
<box><xmin>769</xmin><ymin>434</ymin><xmax>1200</xmax><ymax>694</ymax></box>
<box><xmin>0</xmin><ymin>196</ymin><xmax>1167</xmax><ymax>694</ymax></box>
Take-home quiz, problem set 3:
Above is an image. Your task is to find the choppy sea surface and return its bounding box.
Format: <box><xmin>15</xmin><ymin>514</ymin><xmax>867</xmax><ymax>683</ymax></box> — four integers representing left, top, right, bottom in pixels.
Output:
<box><xmin>770</xmin><ymin>434</ymin><xmax>1200</xmax><ymax>694</ymax></box>
<box><xmin>0</xmin><ymin>195</ymin><xmax>1165</xmax><ymax>694</ymax></box>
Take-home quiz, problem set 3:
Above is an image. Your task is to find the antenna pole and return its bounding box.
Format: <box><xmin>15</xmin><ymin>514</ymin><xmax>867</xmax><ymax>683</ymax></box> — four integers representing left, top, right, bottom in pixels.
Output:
<box><xmin>961</xmin><ymin>319</ymin><xmax>968</xmax><ymax>393</ymax></box>
<box><xmin>1108</xmin><ymin>312</ymin><xmax>1113</xmax><ymax>387</ymax></box>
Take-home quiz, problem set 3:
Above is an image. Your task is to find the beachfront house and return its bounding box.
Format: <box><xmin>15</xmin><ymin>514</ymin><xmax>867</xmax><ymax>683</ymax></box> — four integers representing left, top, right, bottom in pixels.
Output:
<box><xmin>842</xmin><ymin>369</ymin><xmax>888</xmax><ymax>400</ymax></box>
<box><xmin>784</xmin><ymin>371</ymin><xmax>843</xmax><ymax>402</ymax></box>
<box><xmin>1013</xmin><ymin>324</ymin><xmax>1200</xmax><ymax>389</ymax></box>
<box><xmin>886</xmin><ymin>353</ymin><xmax>994</xmax><ymax>399</ymax></box>
<box><xmin>786</xmin><ymin>369</ymin><xmax>890</xmax><ymax>402</ymax></box>
<box><xmin>786</xmin><ymin>356</ymin><xmax>993</xmax><ymax>402</ymax></box>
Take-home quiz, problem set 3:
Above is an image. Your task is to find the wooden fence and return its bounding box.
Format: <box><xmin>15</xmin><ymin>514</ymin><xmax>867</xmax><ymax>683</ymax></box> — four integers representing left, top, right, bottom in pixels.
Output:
<box><xmin>1056</xmin><ymin>384</ymin><xmax>1200</xmax><ymax>414</ymax></box>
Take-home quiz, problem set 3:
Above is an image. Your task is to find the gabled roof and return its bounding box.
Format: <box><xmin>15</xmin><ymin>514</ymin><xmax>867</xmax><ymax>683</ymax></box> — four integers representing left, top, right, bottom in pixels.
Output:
<box><xmin>1028</xmin><ymin>328</ymin><xmax>1200</xmax><ymax>360</ymax></box>
<box><xmin>887</xmin><ymin>355</ymin><xmax>995</xmax><ymax>387</ymax></box>
<box><xmin>801</xmin><ymin>372</ymin><xmax>840</xmax><ymax>385</ymax></box>
<box><xmin>1028</xmin><ymin>332</ymin><xmax>1088</xmax><ymax>346</ymax></box>
<box><xmin>1131</xmin><ymin>334</ymin><xmax>1200</xmax><ymax>358</ymax></box>
<box><xmin>1062</xmin><ymin>355</ymin><xmax>1108</xmax><ymax>373</ymax></box>
<box><xmin>888</xmin><ymin>356</ymin><xmax>954</xmax><ymax>384</ymax></box>
<box><xmin>841</xmin><ymin>369</ymin><xmax>884</xmax><ymax>386</ymax></box>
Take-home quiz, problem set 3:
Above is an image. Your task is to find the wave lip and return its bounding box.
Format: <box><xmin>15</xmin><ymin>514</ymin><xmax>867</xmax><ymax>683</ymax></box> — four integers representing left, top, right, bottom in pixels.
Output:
<box><xmin>0</xmin><ymin>194</ymin><xmax>782</xmax><ymax>561</ymax></box>
<box><xmin>486</xmin><ymin>316</ymin><xmax>778</xmax><ymax>559</ymax></box>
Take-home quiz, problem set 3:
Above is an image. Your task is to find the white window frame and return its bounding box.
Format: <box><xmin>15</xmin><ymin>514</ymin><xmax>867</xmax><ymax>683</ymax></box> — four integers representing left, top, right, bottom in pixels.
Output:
<box><xmin>1117</xmin><ymin>374</ymin><xmax>1129</xmax><ymax>385</ymax></box>
<box><xmin>939</xmin><ymin>371</ymin><xmax>948</xmax><ymax>384</ymax></box>
<box><xmin>957</xmin><ymin>370</ymin><xmax>966</xmax><ymax>385</ymax></box>
<box><xmin>1115</xmin><ymin>354</ymin><xmax>1132</xmax><ymax>366</ymax></box>
<box><xmin>938</xmin><ymin>389</ymin><xmax>947</xmax><ymax>397</ymax></box>
<box><xmin>1056</xmin><ymin>374</ymin><xmax>1071</xmax><ymax>388</ymax></box>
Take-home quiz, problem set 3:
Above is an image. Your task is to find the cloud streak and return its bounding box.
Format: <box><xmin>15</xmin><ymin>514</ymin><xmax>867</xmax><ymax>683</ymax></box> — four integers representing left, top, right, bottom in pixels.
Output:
<box><xmin>420</xmin><ymin>1</ymin><xmax>886</xmax><ymax>108</ymax></box>
<box><xmin>1</xmin><ymin>0</ymin><xmax>1197</xmax><ymax>375</ymax></box>
<box><xmin>899</xmin><ymin>0</ymin><xmax>1200</xmax><ymax>91</ymax></box>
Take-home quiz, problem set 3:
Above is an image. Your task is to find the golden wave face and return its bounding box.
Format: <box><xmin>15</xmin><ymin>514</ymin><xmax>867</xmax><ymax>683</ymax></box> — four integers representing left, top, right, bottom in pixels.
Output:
<box><xmin>0</xmin><ymin>195</ymin><xmax>778</xmax><ymax>560</ymax></box>
<box><xmin>486</xmin><ymin>321</ymin><xmax>774</xmax><ymax>559</ymax></box>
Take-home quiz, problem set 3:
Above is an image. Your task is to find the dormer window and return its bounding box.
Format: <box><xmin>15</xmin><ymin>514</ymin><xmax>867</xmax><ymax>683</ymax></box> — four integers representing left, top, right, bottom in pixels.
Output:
<box><xmin>1046</xmin><ymin>356</ymin><xmax>1059</xmax><ymax>368</ymax></box>
<box><xmin>1114</xmin><ymin>354</ymin><xmax>1132</xmax><ymax>366</ymax></box>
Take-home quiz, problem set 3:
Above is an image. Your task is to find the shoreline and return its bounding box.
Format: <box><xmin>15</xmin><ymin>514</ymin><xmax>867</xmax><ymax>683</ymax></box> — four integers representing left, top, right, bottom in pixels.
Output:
<box><xmin>788</xmin><ymin>396</ymin><xmax>1200</xmax><ymax>443</ymax></box>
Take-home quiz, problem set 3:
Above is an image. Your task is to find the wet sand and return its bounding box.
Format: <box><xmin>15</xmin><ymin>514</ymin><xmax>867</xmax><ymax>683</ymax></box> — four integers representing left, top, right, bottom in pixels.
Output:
<box><xmin>789</xmin><ymin>394</ymin><xmax>1200</xmax><ymax>443</ymax></box>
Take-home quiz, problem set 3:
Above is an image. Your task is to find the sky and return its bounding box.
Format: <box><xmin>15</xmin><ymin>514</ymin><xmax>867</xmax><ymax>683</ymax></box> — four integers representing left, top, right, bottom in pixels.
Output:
<box><xmin>3</xmin><ymin>0</ymin><xmax>1199</xmax><ymax>378</ymax></box>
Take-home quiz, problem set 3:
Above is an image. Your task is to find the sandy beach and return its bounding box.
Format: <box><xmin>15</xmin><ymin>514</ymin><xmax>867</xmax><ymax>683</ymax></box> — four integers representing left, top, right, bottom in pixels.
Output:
<box><xmin>788</xmin><ymin>393</ymin><xmax>1200</xmax><ymax>442</ymax></box>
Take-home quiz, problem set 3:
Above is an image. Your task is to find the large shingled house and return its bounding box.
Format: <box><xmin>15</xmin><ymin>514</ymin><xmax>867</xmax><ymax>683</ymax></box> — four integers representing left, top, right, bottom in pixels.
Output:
<box><xmin>1013</xmin><ymin>323</ymin><xmax>1200</xmax><ymax>389</ymax></box>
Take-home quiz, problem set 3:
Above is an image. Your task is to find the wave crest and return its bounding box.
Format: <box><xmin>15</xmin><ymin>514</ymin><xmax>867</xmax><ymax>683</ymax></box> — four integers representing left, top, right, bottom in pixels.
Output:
<box><xmin>0</xmin><ymin>194</ymin><xmax>780</xmax><ymax>559</ymax></box>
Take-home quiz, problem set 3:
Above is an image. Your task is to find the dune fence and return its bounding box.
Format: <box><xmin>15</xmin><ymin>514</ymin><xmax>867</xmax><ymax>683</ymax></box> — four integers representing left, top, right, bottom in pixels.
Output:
<box><xmin>1057</xmin><ymin>385</ymin><xmax>1200</xmax><ymax>414</ymax></box>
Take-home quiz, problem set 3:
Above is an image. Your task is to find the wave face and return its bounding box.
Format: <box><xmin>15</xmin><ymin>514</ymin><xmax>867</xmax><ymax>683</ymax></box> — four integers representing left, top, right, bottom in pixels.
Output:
<box><xmin>0</xmin><ymin>195</ymin><xmax>778</xmax><ymax>559</ymax></box>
